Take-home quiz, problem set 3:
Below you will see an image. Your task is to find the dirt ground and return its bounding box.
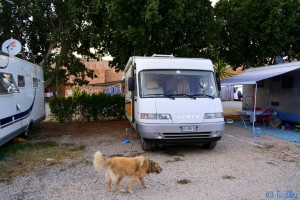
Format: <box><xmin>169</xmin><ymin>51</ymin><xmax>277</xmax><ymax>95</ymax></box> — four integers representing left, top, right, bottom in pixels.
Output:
<box><xmin>32</xmin><ymin>120</ymin><xmax>132</xmax><ymax>139</ymax></box>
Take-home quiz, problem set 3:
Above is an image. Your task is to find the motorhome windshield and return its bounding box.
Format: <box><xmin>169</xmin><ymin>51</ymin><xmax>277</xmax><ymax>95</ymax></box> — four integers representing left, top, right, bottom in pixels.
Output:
<box><xmin>139</xmin><ymin>70</ymin><xmax>218</xmax><ymax>99</ymax></box>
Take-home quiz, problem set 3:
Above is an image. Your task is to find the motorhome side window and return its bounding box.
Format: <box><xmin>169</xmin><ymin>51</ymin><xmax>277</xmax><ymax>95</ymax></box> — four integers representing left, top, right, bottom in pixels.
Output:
<box><xmin>18</xmin><ymin>75</ymin><xmax>25</xmax><ymax>87</ymax></box>
<box><xmin>0</xmin><ymin>73</ymin><xmax>19</xmax><ymax>94</ymax></box>
<box><xmin>139</xmin><ymin>70</ymin><xmax>218</xmax><ymax>98</ymax></box>
<box><xmin>33</xmin><ymin>77</ymin><xmax>39</xmax><ymax>87</ymax></box>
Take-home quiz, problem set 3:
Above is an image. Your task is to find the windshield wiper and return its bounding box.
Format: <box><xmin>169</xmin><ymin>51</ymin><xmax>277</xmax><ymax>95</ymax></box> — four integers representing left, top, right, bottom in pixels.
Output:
<box><xmin>190</xmin><ymin>93</ymin><xmax>215</xmax><ymax>99</ymax></box>
<box><xmin>164</xmin><ymin>94</ymin><xmax>176</xmax><ymax>100</ymax></box>
<box><xmin>164</xmin><ymin>94</ymin><xmax>196</xmax><ymax>100</ymax></box>
<box><xmin>163</xmin><ymin>93</ymin><xmax>214</xmax><ymax>100</ymax></box>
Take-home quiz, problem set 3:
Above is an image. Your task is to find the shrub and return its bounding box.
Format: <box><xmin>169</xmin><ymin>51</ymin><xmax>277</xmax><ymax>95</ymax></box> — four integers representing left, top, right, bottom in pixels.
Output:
<box><xmin>49</xmin><ymin>92</ymin><xmax>125</xmax><ymax>122</ymax></box>
<box><xmin>49</xmin><ymin>96</ymin><xmax>77</xmax><ymax>122</ymax></box>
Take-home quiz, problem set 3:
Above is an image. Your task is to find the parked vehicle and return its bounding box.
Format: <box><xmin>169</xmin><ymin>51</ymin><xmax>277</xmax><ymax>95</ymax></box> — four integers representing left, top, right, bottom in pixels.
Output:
<box><xmin>0</xmin><ymin>51</ymin><xmax>45</xmax><ymax>146</ymax></box>
<box><xmin>233</xmin><ymin>85</ymin><xmax>243</xmax><ymax>101</ymax></box>
<box><xmin>124</xmin><ymin>55</ymin><xmax>225</xmax><ymax>151</ymax></box>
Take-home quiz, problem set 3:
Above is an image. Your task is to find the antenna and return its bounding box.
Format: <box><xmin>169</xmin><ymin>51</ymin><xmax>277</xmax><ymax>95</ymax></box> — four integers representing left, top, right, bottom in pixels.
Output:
<box><xmin>1</xmin><ymin>38</ymin><xmax>22</xmax><ymax>56</ymax></box>
<box><xmin>152</xmin><ymin>54</ymin><xmax>174</xmax><ymax>58</ymax></box>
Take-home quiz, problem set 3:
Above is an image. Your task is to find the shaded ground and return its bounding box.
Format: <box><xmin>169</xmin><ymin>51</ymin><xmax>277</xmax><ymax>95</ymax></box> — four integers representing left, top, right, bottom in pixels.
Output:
<box><xmin>0</xmin><ymin>120</ymin><xmax>134</xmax><ymax>183</ymax></box>
<box><xmin>32</xmin><ymin>120</ymin><xmax>132</xmax><ymax>139</ymax></box>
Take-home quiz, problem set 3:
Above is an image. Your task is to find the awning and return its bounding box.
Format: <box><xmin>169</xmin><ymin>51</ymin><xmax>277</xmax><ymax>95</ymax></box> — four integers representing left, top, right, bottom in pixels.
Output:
<box><xmin>221</xmin><ymin>61</ymin><xmax>300</xmax><ymax>85</ymax></box>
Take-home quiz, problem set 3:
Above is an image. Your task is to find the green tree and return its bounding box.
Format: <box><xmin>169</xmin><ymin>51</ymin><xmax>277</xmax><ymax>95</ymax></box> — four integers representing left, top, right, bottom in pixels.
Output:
<box><xmin>214</xmin><ymin>0</ymin><xmax>300</xmax><ymax>69</ymax></box>
<box><xmin>0</xmin><ymin>0</ymin><xmax>102</xmax><ymax>95</ymax></box>
<box><xmin>98</xmin><ymin>0</ymin><xmax>217</xmax><ymax>71</ymax></box>
<box><xmin>214</xmin><ymin>58</ymin><xmax>233</xmax><ymax>80</ymax></box>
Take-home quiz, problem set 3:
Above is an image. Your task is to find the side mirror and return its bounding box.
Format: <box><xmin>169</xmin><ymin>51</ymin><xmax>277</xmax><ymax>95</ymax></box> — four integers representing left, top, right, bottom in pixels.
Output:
<box><xmin>216</xmin><ymin>73</ymin><xmax>221</xmax><ymax>92</ymax></box>
<box><xmin>128</xmin><ymin>77</ymin><xmax>135</xmax><ymax>91</ymax></box>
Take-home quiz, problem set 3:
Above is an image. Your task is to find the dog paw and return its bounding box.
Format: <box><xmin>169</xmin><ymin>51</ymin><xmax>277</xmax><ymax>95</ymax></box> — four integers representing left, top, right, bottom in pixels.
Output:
<box><xmin>119</xmin><ymin>189</ymin><xmax>126</xmax><ymax>193</ymax></box>
<box><xmin>128</xmin><ymin>190</ymin><xmax>133</xmax><ymax>194</ymax></box>
<box><xmin>143</xmin><ymin>185</ymin><xmax>149</xmax><ymax>188</ymax></box>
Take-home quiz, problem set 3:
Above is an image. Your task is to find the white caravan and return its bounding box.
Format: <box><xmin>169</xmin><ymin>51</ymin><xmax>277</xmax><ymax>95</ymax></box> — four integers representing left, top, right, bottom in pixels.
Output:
<box><xmin>0</xmin><ymin>52</ymin><xmax>45</xmax><ymax>146</ymax></box>
<box><xmin>124</xmin><ymin>55</ymin><xmax>225</xmax><ymax>151</ymax></box>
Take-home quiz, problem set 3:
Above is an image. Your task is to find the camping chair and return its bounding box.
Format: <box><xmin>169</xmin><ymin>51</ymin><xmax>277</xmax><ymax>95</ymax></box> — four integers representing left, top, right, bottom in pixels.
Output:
<box><xmin>257</xmin><ymin>107</ymin><xmax>274</xmax><ymax>127</ymax></box>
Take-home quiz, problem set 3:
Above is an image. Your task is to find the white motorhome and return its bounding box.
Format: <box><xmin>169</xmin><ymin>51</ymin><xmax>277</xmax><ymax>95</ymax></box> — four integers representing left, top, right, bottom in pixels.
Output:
<box><xmin>0</xmin><ymin>51</ymin><xmax>45</xmax><ymax>146</ymax></box>
<box><xmin>124</xmin><ymin>55</ymin><xmax>225</xmax><ymax>151</ymax></box>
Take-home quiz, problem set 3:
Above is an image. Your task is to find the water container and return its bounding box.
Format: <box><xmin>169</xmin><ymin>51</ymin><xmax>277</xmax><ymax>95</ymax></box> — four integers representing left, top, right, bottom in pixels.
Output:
<box><xmin>255</xmin><ymin>127</ymin><xmax>261</xmax><ymax>137</ymax></box>
<box><xmin>249</xmin><ymin>127</ymin><xmax>261</xmax><ymax>137</ymax></box>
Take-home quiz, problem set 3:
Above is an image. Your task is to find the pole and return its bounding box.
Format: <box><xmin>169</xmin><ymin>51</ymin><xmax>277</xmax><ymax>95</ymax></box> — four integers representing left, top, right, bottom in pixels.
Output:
<box><xmin>252</xmin><ymin>83</ymin><xmax>257</xmax><ymax>137</ymax></box>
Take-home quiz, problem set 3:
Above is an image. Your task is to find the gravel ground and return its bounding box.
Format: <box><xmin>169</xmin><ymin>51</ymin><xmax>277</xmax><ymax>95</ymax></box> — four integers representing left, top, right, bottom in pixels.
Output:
<box><xmin>0</xmin><ymin>120</ymin><xmax>299</xmax><ymax>200</ymax></box>
<box><xmin>222</xmin><ymin>100</ymin><xmax>242</xmax><ymax>110</ymax></box>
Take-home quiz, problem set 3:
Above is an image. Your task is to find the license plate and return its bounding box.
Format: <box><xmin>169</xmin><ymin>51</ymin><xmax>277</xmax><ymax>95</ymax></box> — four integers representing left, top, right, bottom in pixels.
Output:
<box><xmin>181</xmin><ymin>126</ymin><xmax>197</xmax><ymax>132</ymax></box>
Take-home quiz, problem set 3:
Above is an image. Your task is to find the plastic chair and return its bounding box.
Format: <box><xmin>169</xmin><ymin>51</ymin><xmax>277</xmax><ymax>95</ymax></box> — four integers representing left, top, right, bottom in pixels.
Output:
<box><xmin>257</xmin><ymin>107</ymin><xmax>273</xmax><ymax>127</ymax></box>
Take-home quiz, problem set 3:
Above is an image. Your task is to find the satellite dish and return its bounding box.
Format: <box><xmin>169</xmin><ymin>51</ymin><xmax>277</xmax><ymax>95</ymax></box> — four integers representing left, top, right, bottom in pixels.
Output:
<box><xmin>1</xmin><ymin>39</ymin><xmax>22</xmax><ymax>56</ymax></box>
<box><xmin>275</xmin><ymin>55</ymin><xmax>284</xmax><ymax>64</ymax></box>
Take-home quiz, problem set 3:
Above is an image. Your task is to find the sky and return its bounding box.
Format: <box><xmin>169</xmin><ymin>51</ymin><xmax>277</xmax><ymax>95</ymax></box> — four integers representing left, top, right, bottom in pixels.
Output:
<box><xmin>210</xmin><ymin>0</ymin><xmax>219</xmax><ymax>6</ymax></box>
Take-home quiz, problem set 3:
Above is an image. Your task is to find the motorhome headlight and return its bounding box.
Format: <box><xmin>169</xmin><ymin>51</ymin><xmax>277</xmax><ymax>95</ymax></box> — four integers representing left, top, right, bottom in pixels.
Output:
<box><xmin>141</xmin><ymin>113</ymin><xmax>172</xmax><ymax>120</ymax></box>
<box><xmin>212</xmin><ymin>131</ymin><xmax>220</xmax><ymax>137</ymax></box>
<box><xmin>158</xmin><ymin>114</ymin><xmax>172</xmax><ymax>120</ymax></box>
<box><xmin>141</xmin><ymin>113</ymin><xmax>157</xmax><ymax>119</ymax></box>
<box><xmin>204</xmin><ymin>112</ymin><xmax>223</xmax><ymax>119</ymax></box>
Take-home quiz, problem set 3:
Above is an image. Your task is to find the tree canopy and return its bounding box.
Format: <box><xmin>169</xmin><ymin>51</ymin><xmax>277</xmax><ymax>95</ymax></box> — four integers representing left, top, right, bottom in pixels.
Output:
<box><xmin>0</xmin><ymin>0</ymin><xmax>102</xmax><ymax>95</ymax></box>
<box><xmin>102</xmin><ymin>0</ymin><xmax>216</xmax><ymax>71</ymax></box>
<box><xmin>1</xmin><ymin>0</ymin><xmax>299</xmax><ymax>90</ymax></box>
<box><xmin>214</xmin><ymin>0</ymin><xmax>300</xmax><ymax>69</ymax></box>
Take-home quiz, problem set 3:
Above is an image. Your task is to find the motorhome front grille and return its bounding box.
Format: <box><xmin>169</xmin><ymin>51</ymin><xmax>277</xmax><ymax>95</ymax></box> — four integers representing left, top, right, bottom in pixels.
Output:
<box><xmin>162</xmin><ymin>132</ymin><xmax>211</xmax><ymax>139</ymax></box>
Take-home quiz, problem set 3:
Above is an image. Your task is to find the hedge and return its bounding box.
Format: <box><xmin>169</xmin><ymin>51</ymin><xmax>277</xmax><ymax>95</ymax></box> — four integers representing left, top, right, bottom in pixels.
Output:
<box><xmin>49</xmin><ymin>91</ymin><xmax>125</xmax><ymax>122</ymax></box>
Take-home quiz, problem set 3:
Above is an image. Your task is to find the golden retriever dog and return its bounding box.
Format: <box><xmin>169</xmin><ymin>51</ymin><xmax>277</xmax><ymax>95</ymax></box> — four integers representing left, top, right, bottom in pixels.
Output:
<box><xmin>93</xmin><ymin>151</ymin><xmax>162</xmax><ymax>193</ymax></box>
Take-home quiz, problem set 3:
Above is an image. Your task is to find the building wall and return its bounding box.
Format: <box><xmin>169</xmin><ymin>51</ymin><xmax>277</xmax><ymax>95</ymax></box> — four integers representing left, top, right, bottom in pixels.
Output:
<box><xmin>64</xmin><ymin>60</ymin><xmax>123</xmax><ymax>96</ymax></box>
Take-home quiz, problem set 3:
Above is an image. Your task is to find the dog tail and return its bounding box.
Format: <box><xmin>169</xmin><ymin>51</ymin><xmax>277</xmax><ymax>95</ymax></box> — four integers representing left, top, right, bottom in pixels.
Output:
<box><xmin>93</xmin><ymin>151</ymin><xmax>106</xmax><ymax>170</ymax></box>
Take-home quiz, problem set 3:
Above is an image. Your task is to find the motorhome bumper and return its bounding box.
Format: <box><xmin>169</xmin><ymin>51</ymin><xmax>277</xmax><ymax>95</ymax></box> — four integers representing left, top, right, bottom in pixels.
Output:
<box><xmin>137</xmin><ymin>122</ymin><xmax>225</xmax><ymax>141</ymax></box>
<box><xmin>143</xmin><ymin>137</ymin><xmax>222</xmax><ymax>145</ymax></box>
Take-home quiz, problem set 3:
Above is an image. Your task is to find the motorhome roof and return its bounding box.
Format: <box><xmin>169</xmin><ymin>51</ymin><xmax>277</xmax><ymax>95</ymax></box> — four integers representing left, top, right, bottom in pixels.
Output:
<box><xmin>124</xmin><ymin>56</ymin><xmax>213</xmax><ymax>72</ymax></box>
<box><xmin>132</xmin><ymin>56</ymin><xmax>208</xmax><ymax>60</ymax></box>
<box><xmin>0</xmin><ymin>54</ymin><xmax>42</xmax><ymax>70</ymax></box>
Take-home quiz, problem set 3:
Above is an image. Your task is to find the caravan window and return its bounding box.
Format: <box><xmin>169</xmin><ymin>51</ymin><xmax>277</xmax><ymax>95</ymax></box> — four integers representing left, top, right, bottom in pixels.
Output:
<box><xmin>33</xmin><ymin>78</ymin><xmax>39</xmax><ymax>87</ymax></box>
<box><xmin>18</xmin><ymin>75</ymin><xmax>25</xmax><ymax>87</ymax></box>
<box><xmin>0</xmin><ymin>73</ymin><xmax>19</xmax><ymax>94</ymax></box>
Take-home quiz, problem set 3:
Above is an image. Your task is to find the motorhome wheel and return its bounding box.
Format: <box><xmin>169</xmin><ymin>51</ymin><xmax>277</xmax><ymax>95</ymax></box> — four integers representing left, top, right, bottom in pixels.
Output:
<box><xmin>203</xmin><ymin>141</ymin><xmax>217</xmax><ymax>149</ymax></box>
<box><xmin>140</xmin><ymin>137</ymin><xmax>154</xmax><ymax>151</ymax></box>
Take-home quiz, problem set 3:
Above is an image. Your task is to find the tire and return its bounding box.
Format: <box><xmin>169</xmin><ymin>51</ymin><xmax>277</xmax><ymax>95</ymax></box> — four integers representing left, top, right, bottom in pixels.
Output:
<box><xmin>203</xmin><ymin>141</ymin><xmax>217</xmax><ymax>149</ymax></box>
<box><xmin>140</xmin><ymin>137</ymin><xmax>154</xmax><ymax>151</ymax></box>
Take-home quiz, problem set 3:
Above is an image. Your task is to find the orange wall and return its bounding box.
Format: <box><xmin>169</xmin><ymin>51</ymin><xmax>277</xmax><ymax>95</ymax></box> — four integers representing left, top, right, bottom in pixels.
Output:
<box><xmin>64</xmin><ymin>60</ymin><xmax>123</xmax><ymax>96</ymax></box>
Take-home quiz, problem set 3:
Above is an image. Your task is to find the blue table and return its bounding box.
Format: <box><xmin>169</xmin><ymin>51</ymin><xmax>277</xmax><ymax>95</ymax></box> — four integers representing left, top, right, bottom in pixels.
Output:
<box><xmin>237</xmin><ymin>110</ymin><xmax>264</xmax><ymax>128</ymax></box>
